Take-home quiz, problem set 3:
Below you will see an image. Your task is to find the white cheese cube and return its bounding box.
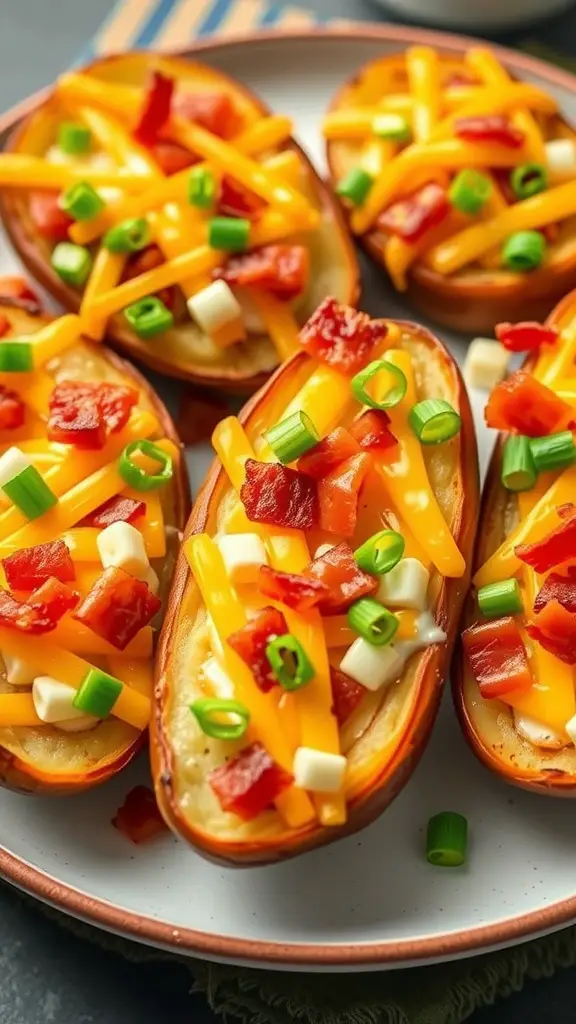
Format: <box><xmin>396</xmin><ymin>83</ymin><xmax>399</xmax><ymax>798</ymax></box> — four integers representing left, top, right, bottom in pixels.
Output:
<box><xmin>340</xmin><ymin>637</ymin><xmax>404</xmax><ymax>692</ymax></box>
<box><xmin>145</xmin><ymin>566</ymin><xmax>160</xmax><ymax>594</ymax></box>
<box><xmin>217</xmin><ymin>533</ymin><xmax>268</xmax><ymax>585</ymax></box>
<box><xmin>314</xmin><ymin>543</ymin><xmax>335</xmax><ymax>559</ymax></box>
<box><xmin>187</xmin><ymin>281</ymin><xmax>245</xmax><ymax>342</ymax></box>
<box><xmin>293</xmin><ymin>747</ymin><xmax>347</xmax><ymax>793</ymax></box>
<box><xmin>32</xmin><ymin>677</ymin><xmax>96</xmax><ymax>725</ymax></box>
<box><xmin>2</xmin><ymin>653</ymin><xmax>36</xmax><ymax>687</ymax></box>
<box><xmin>515</xmin><ymin>711</ymin><xmax>567</xmax><ymax>750</ymax></box>
<box><xmin>463</xmin><ymin>339</ymin><xmax>510</xmax><ymax>391</ymax></box>
<box><xmin>0</xmin><ymin>447</ymin><xmax>30</xmax><ymax>490</ymax></box>
<box><xmin>545</xmin><ymin>138</ymin><xmax>576</xmax><ymax>179</ymax></box>
<box><xmin>563</xmin><ymin>713</ymin><xmax>576</xmax><ymax>749</ymax></box>
<box><xmin>201</xmin><ymin>657</ymin><xmax>235</xmax><ymax>700</ymax></box>
<box><xmin>377</xmin><ymin>558</ymin><xmax>430</xmax><ymax>611</ymax></box>
<box><xmin>97</xmin><ymin>521</ymin><xmax>149</xmax><ymax>579</ymax></box>
<box><xmin>54</xmin><ymin>714</ymin><xmax>99</xmax><ymax>733</ymax></box>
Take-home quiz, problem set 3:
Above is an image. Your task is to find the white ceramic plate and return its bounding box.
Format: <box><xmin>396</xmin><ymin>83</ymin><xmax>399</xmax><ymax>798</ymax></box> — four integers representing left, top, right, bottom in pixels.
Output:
<box><xmin>2</xmin><ymin>26</ymin><xmax>576</xmax><ymax>972</ymax></box>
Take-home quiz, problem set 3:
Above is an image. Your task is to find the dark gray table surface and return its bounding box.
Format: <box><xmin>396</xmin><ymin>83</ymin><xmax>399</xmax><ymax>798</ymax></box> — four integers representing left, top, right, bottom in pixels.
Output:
<box><xmin>2</xmin><ymin>2</ymin><xmax>576</xmax><ymax>1022</ymax></box>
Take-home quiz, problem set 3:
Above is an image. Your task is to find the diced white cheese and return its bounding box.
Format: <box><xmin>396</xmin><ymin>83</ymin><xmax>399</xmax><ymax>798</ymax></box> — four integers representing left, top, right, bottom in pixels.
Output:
<box><xmin>545</xmin><ymin>138</ymin><xmax>576</xmax><ymax>180</ymax></box>
<box><xmin>54</xmin><ymin>714</ymin><xmax>100</xmax><ymax>733</ymax></box>
<box><xmin>2</xmin><ymin>652</ymin><xmax>35</xmax><ymax>687</ymax></box>
<box><xmin>293</xmin><ymin>747</ymin><xmax>347</xmax><ymax>793</ymax></box>
<box><xmin>463</xmin><ymin>338</ymin><xmax>510</xmax><ymax>391</ymax></box>
<box><xmin>376</xmin><ymin>558</ymin><xmax>430</xmax><ymax>611</ymax></box>
<box><xmin>32</xmin><ymin>676</ymin><xmax>97</xmax><ymax>726</ymax></box>
<box><xmin>97</xmin><ymin>521</ymin><xmax>149</xmax><ymax>579</ymax></box>
<box><xmin>0</xmin><ymin>447</ymin><xmax>30</xmax><ymax>490</ymax></box>
<box><xmin>217</xmin><ymin>533</ymin><xmax>268</xmax><ymax>585</ymax></box>
<box><xmin>187</xmin><ymin>281</ymin><xmax>245</xmax><ymax>344</ymax></box>
<box><xmin>515</xmin><ymin>711</ymin><xmax>567</xmax><ymax>750</ymax></box>
<box><xmin>201</xmin><ymin>657</ymin><xmax>235</xmax><ymax>700</ymax></box>
<box><xmin>314</xmin><ymin>543</ymin><xmax>335</xmax><ymax>559</ymax></box>
<box><xmin>563</xmin><ymin>713</ymin><xmax>576</xmax><ymax>748</ymax></box>
<box><xmin>145</xmin><ymin>565</ymin><xmax>160</xmax><ymax>594</ymax></box>
<box><xmin>340</xmin><ymin>637</ymin><xmax>404</xmax><ymax>692</ymax></box>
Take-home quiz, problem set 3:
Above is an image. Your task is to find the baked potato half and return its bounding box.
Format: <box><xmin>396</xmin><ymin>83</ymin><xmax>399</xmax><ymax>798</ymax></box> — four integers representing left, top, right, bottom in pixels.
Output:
<box><xmin>0</xmin><ymin>52</ymin><xmax>358</xmax><ymax>391</ymax></box>
<box><xmin>0</xmin><ymin>284</ymin><xmax>188</xmax><ymax>794</ymax></box>
<box><xmin>153</xmin><ymin>299</ymin><xmax>478</xmax><ymax>865</ymax></box>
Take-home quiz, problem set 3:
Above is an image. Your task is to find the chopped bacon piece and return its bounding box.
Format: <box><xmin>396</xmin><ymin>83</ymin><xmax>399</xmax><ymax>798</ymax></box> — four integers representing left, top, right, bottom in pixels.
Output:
<box><xmin>176</xmin><ymin>389</ymin><xmax>229</xmax><ymax>446</ymax></box>
<box><xmin>492</xmin><ymin>168</ymin><xmax>517</xmax><ymax>205</ymax></box>
<box><xmin>485</xmin><ymin>371</ymin><xmax>571</xmax><ymax>437</ymax></box>
<box><xmin>2</xmin><ymin>539</ymin><xmax>75</xmax><ymax>591</ymax></box>
<box><xmin>124</xmin><ymin>245</ymin><xmax>174</xmax><ymax>308</ymax></box>
<box><xmin>29</xmin><ymin>191</ymin><xmax>73</xmax><ymax>242</ymax></box>
<box><xmin>112</xmin><ymin>786</ymin><xmax>168</xmax><ymax>844</ymax></box>
<box><xmin>73</xmin><ymin>567</ymin><xmax>160</xmax><ymax>651</ymax></box>
<box><xmin>150</xmin><ymin>142</ymin><xmax>197</xmax><ymax>175</ymax></box>
<box><xmin>462</xmin><ymin>616</ymin><xmax>533</xmax><ymax>699</ymax></box>
<box><xmin>0</xmin><ymin>578</ymin><xmax>78</xmax><ymax>634</ymax></box>
<box><xmin>214</xmin><ymin>245</ymin><xmax>309</xmax><ymax>301</ymax></box>
<box><xmin>297</xmin><ymin>427</ymin><xmax>361</xmax><ymax>479</ymax></box>
<box><xmin>558</xmin><ymin>502</ymin><xmax>576</xmax><ymax>519</ymax></box>
<box><xmin>217</xmin><ymin>176</ymin><xmax>266</xmax><ymax>220</ymax></box>
<box><xmin>299</xmin><ymin>298</ymin><xmax>387</xmax><ymax>376</ymax></box>
<box><xmin>318</xmin><ymin>453</ymin><xmax>371</xmax><ymax>537</ymax></box>
<box><xmin>79</xmin><ymin>495</ymin><xmax>146</xmax><ymax>530</ymax></box>
<box><xmin>173</xmin><ymin>90</ymin><xmax>242</xmax><ymax>139</ymax></box>
<box><xmin>27</xmin><ymin>577</ymin><xmax>79</xmax><ymax>619</ymax></box>
<box><xmin>240</xmin><ymin>459</ymin><xmax>317</xmax><ymax>530</ymax></box>
<box><xmin>495</xmin><ymin>321</ymin><xmax>558</xmax><ymax>353</ymax></box>
<box><xmin>527</xmin><ymin>602</ymin><xmax>576</xmax><ymax>664</ymax></box>
<box><xmin>48</xmin><ymin>380</ymin><xmax>138</xmax><ymax>449</ymax></box>
<box><xmin>48</xmin><ymin>399</ymin><xmax>105</xmax><ymax>450</ymax></box>
<box><xmin>209</xmin><ymin>741</ymin><xmax>292</xmax><ymax>820</ymax></box>
<box><xmin>305</xmin><ymin>541</ymin><xmax>377</xmax><ymax>613</ymax></box>
<box><xmin>516</xmin><ymin>510</ymin><xmax>576</xmax><ymax>574</ymax></box>
<box><xmin>0</xmin><ymin>384</ymin><xmax>25</xmax><ymax>430</ymax></box>
<box><xmin>377</xmin><ymin>183</ymin><xmax>450</xmax><ymax>243</ymax></box>
<box><xmin>0</xmin><ymin>276</ymin><xmax>41</xmax><ymax>310</ymax></box>
<box><xmin>0</xmin><ymin>314</ymin><xmax>9</xmax><ymax>339</ymax></box>
<box><xmin>134</xmin><ymin>70</ymin><xmax>175</xmax><ymax>147</ymax></box>
<box><xmin>257</xmin><ymin>566</ymin><xmax>328</xmax><ymax>612</ymax></box>
<box><xmin>227</xmin><ymin>606</ymin><xmax>288</xmax><ymax>692</ymax></box>
<box><xmin>454</xmin><ymin>115</ymin><xmax>525</xmax><ymax>148</ymax></box>
<box><xmin>533</xmin><ymin>566</ymin><xmax>576</xmax><ymax>614</ymax></box>
<box><xmin>330</xmin><ymin>666</ymin><xmax>365</xmax><ymax>726</ymax></box>
<box><xmin>350</xmin><ymin>409</ymin><xmax>398</xmax><ymax>452</ymax></box>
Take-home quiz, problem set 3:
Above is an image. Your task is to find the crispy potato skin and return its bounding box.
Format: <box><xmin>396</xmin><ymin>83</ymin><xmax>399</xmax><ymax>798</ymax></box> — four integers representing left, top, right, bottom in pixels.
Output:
<box><xmin>453</xmin><ymin>288</ymin><xmax>576</xmax><ymax>795</ymax></box>
<box><xmin>0</xmin><ymin>53</ymin><xmax>359</xmax><ymax>392</ymax></box>
<box><xmin>153</xmin><ymin>322</ymin><xmax>479</xmax><ymax>865</ymax></box>
<box><xmin>0</xmin><ymin>299</ymin><xmax>190</xmax><ymax>795</ymax></box>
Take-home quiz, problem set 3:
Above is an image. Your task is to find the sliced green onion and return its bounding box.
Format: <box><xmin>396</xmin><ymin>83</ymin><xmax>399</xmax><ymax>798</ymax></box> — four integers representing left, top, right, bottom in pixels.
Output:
<box><xmin>478</xmin><ymin>578</ymin><xmax>523</xmax><ymax>618</ymax></box>
<box><xmin>190</xmin><ymin>698</ymin><xmax>250</xmax><ymax>740</ymax></box>
<box><xmin>409</xmin><ymin>399</ymin><xmax>461</xmax><ymax>444</ymax></box>
<box><xmin>58</xmin><ymin>181</ymin><xmax>104</xmax><ymax>222</ymax></box>
<box><xmin>502</xmin><ymin>230</ymin><xmax>546</xmax><ymax>272</ymax></box>
<box><xmin>0</xmin><ymin>341</ymin><xmax>33</xmax><ymax>372</ymax></box>
<box><xmin>103</xmin><ymin>217</ymin><xmax>150</xmax><ymax>253</ymax></box>
<box><xmin>372</xmin><ymin>113</ymin><xmax>411</xmax><ymax>142</ymax></box>
<box><xmin>118</xmin><ymin>439</ymin><xmax>174</xmax><ymax>492</ymax></box>
<box><xmin>264</xmin><ymin>411</ymin><xmax>319</xmax><ymax>464</ymax></box>
<box><xmin>355</xmin><ymin>529</ymin><xmax>405</xmax><ymax>575</ymax></box>
<box><xmin>501</xmin><ymin>435</ymin><xmax>537</xmax><ymax>491</ymax></box>
<box><xmin>208</xmin><ymin>216</ymin><xmax>250</xmax><ymax>252</ymax></box>
<box><xmin>2</xmin><ymin>465</ymin><xmax>57</xmax><ymax>519</ymax></box>
<box><xmin>73</xmin><ymin>668</ymin><xmax>122</xmax><ymax>718</ymax></box>
<box><xmin>51</xmin><ymin>242</ymin><xmax>92</xmax><ymax>287</ymax></box>
<box><xmin>57</xmin><ymin>122</ymin><xmax>91</xmax><ymax>155</ymax></box>
<box><xmin>188</xmin><ymin>166</ymin><xmax>217</xmax><ymax>209</ymax></box>
<box><xmin>426</xmin><ymin>811</ymin><xmax>468</xmax><ymax>867</ymax></box>
<box><xmin>529</xmin><ymin>430</ymin><xmax>576</xmax><ymax>472</ymax></box>
<box><xmin>449</xmin><ymin>169</ymin><xmax>492</xmax><ymax>215</ymax></box>
<box><xmin>123</xmin><ymin>296</ymin><xmax>174</xmax><ymax>339</ymax></box>
<box><xmin>347</xmin><ymin>598</ymin><xmax>399</xmax><ymax>647</ymax></box>
<box><xmin>510</xmin><ymin>162</ymin><xmax>548</xmax><ymax>200</ymax></box>
<box><xmin>336</xmin><ymin>167</ymin><xmax>374</xmax><ymax>206</ymax></box>
<box><xmin>266</xmin><ymin>634</ymin><xmax>315</xmax><ymax>691</ymax></box>
<box><xmin>351</xmin><ymin>360</ymin><xmax>407</xmax><ymax>410</ymax></box>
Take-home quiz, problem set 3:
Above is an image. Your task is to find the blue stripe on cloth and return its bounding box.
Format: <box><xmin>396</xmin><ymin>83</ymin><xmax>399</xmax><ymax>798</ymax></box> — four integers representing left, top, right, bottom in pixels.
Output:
<box><xmin>258</xmin><ymin>3</ymin><xmax>286</xmax><ymax>25</ymax></box>
<box><xmin>196</xmin><ymin>0</ymin><xmax>236</xmax><ymax>36</ymax></box>
<box><xmin>134</xmin><ymin>0</ymin><xmax>179</xmax><ymax>47</ymax></box>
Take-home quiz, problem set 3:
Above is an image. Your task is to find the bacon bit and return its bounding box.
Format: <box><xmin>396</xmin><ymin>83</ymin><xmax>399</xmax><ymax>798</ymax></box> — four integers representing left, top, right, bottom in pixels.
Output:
<box><xmin>299</xmin><ymin>298</ymin><xmax>387</xmax><ymax>376</ymax></box>
<box><xmin>214</xmin><ymin>244</ymin><xmax>309</xmax><ymax>301</ymax></box>
<box><xmin>79</xmin><ymin>495</ymin><xmax>146</xmax><ymax>530</ymax></box>
<box><xmin>172</xmin><ymin>90</ymin><xmax>242</xmax><ymax>139</ymax></box>
<box><xmin>318</xmin><ymin>453</ymin><xmax>371</xmax><ymax>537</ymax></box>
<box><xmin>73</xmin><ymin>567</ymin><xmax>160</xmax><ymax>651</ymax></box>
<box><xmin>0</xmin><ymin>314</ymin><xmax>9</xmax><ymax>339</ymax></box>
<box><xmin>0</xmin><ymin>384</ymin><xmax>25</xmax><ymax>430</ymax></box>
<box><xmin>495</xmin><ymin>321</ymin><xmax>558</xmax><ymax>353</ymax></box>
<box><xmin>350</xmin><ymin>409</ymin><xmax>398</xmax><ymax>452</ymax></box>
<box><xmin>29</xmin><ymin>191</ymin><xmax>73</xmax><ymax>242</ymax></box>
<box><xmin>492</xmin><ymin>168</ymin><xmax>517</xmax><ymax>205</ymax></box>
<box><xmin>133</xmin><ymin>70</ymin><xmax>175</xmax><ymax>147</ymax></box>
<box><xmin>48</xmin><ymin>380</ymin><xmax>138</xmax><ymax>449</ymax></box>
<box><xmin>0</xmin><ymin>276</ymin><xmax>41</xmax><ymax>313</ymax></box>
<box><xmin>462</xmin><ymin>616</ymin><xmax>533</xmax><ymax>699</ymax></box>
<box><xmin>217</xmin><ymin>176</ymin><xmax>266</xmax><ymax>220</ymax></box>
<box><xmin>241</xmin><ymin>459</ymin><xmax>317</xmax><ymax>530</ymax></box>
<box><xmin>257</xmin><ymin>565</ymin><xmax>328</xmax><ymax>612</ymax></box>
<box><xmin>533</xmin><ymin>566</ymin><xmax>576</xmax><ymax>613</ymax></box>
<box><xmin>516</xmin><ymin>509</ymin><xmax>576</xmax><ymax>573</ymax></box>
<box><xmin>305</xmin><ymin>540</ymin><xmax>377</xmax><ymax>613</ymax></box>
<box><xmin>297</xmin><ymin>428</ymin><xmax>361</xmax><ymax>480</ymax></box>
<box><xmin>227</xmin><ymin>606</ymin><xmax>288</xmax><ymax>693</ymax></box>
<box><xmin>150</xmin><ymin>142</ymin><xmax>197</xmax><ymax>175</ymax></box>
<box><xmin>112</xmin><ymin>785</ymin><xmax>168</xmax><ymax>844</ymax></box>
<box><xmin>0</xmin><ymin>578</ymin><xmax>78</xmax><ymax>634</ymax></box>
<box><xmin>454</xmin><ymin>115</ymin><xmax>525</xmax><ymax>148</ymax></box>
<box><xmin>527</xmin><ymin>602</ymin><xmax>576</xmax><ymax>664</ymax></box>
<box><xmin>27</xmin><ymin>577</ymin><xmax>79</xmax><ymax>618</ymax></box>
<box><xmin>124</xmin><ymin>245</ymin><xmax>175</xmax><ymax>309</ymax></box>
<box><xmin>377</xmin><ymin>183</ymin><xmax>450</xmax><ymax>243</ymax></box>
<box><xmin>2</xmin><ymin>539</ymin><xmax>75</xmax><ymax>591</ymax></box>
<box><xmin>485</xmin><ymin>371</ymin><xmax>572</xmax><ymax>436</ymax></box>
<box><xmin>209</xmin><ymin>742</ymin><xmax>292</xmax><ymax>820</ymax></box>
<box><xmin>176</xmin><ymin>389</ymin><xmax>230</xmax><ymax>446</ymax></box>
<box><xmin>557</xmin><ymin>502</ymin><xmax>575</xmax><ymax>519</ymax></box>
<box><xmin>330</xmin><ymin>666</ymin><xmax>365</xmax><ymax>726</ymax></box>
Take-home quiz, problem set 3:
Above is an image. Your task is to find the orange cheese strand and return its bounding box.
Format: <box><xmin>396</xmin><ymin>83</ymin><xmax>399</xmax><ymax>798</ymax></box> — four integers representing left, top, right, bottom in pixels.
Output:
<box><xmin>248</xmin><ymin>290</ymin><xmax>300</xmax><ymax>361</ymax></box>
<box><xmin>0</xmin><ymin>153</ymin><xmax>150</xmax><ymax>192</ymax></box>
<box><xmin>465</xmin><ymin>47</ymin><xmax>545</xmax><ymax>163</ymax></box>
<box><xmin>406</xmin><ymin>46</ymin><xmax>440</xmax><ymax>143</ymax></box>
<box><xmin>80</xmin><ymin>248</ymin><xmax>127</xmax><ymax>341</ymax></box>
<box><xmin>52</xmin><ymin>621</ymin><xmax>153</xmax><ymax>658</ymax></box>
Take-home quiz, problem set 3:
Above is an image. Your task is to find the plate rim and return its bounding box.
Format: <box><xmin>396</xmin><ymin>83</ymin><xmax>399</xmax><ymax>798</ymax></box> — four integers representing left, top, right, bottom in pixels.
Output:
<box><xmin>3</xmin><ymin>22</ymin><xmax>576</xmax><ymax>968</ymax></box>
